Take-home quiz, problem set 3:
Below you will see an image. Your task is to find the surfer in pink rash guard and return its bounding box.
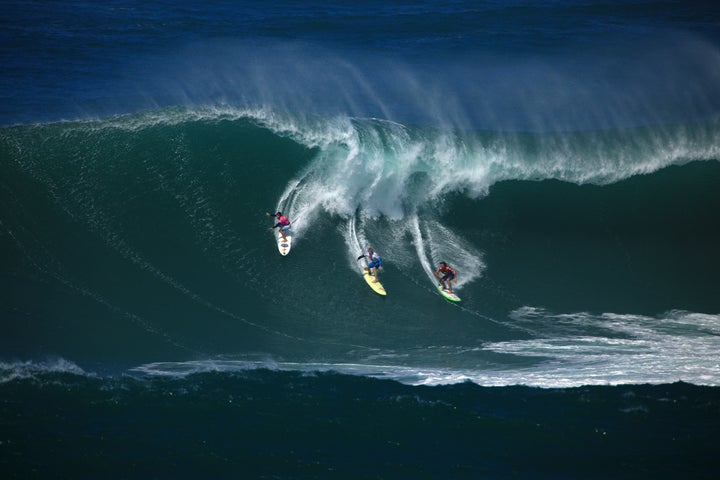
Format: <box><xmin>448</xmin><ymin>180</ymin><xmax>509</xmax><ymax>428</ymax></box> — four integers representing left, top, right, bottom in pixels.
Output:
<box><xmin>266</xmin><ymin>211</ymin><xmax>291</xmax><ymax>241</ymax></box>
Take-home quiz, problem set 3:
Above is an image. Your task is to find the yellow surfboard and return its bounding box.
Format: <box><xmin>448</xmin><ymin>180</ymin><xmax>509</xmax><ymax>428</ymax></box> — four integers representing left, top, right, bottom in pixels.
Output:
<box><xmin>363</xmin><ymin>269</ymin><xmax>387</xmax><ymax>296</ymax></box>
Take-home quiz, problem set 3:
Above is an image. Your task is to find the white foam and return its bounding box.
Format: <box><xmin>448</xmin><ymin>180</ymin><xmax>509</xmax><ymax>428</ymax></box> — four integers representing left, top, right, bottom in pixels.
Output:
<box><xmin>258</xmin><ymin>112</ymin><xmax>720</xmax><ymax>238</ymax></box>
<box><xmin>127</xmin><ymin>307</ymin><xmax>720</xmax><ymax>388</ymax></box>
<box><xmin>478</xmin><ymin>308</ymin><xmax>720</xmax><ymax>387</ymax></box>
<box><xmin>0</xmin><ymin>358</ymin><xmax>92</xmax><ymax>384</ymax></box>
<box><xmin>46</xmin><ymin>106</ymin><xmax>720</xmax><ymax>221</ymax></box>
<box><xmin>128</xmin><ymin>323</ymin><xmax>717</xmax><ymax>388</ymax></box>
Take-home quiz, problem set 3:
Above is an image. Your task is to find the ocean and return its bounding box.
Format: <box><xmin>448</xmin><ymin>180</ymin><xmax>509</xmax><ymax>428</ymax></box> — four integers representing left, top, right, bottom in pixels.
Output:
<box><xmin>2</xmin><ymin>1</ymin><xmax>720</xmax><ymax>478</ymax></box>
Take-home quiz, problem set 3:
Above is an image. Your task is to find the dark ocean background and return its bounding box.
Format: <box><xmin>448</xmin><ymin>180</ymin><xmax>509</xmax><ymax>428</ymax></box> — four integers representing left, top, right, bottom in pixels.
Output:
<box><xmin>2</xmin><ymin>1</ymin><xmax>720</xmax><ymax>478</ymax></box>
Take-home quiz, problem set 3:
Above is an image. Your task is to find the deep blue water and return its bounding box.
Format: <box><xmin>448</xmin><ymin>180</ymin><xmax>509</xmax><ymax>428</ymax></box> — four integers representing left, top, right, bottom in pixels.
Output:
<box><xmin>2</xmin><ymin>1</ymin><xmax>720</xmax><ymax>478</ymax></box>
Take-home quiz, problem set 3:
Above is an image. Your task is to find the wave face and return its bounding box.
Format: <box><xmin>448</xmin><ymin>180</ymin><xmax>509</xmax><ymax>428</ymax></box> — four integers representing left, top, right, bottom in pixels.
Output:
<box><xmin>3</xmin><ymin>1</ymin><xmax>720</xmax><ymax>478</ymax></box>
<box><xmin>1</xmin><ymin>110</ymin><xmax>719</xmax><ymax>387</ymax></box>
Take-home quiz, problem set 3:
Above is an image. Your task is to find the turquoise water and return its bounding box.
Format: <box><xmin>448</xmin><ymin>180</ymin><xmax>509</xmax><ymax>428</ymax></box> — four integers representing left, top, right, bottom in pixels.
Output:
<box><xmin>2</xmin><ymin>1</ymin><xmax>720</xmax><ymax>478</ymax></box>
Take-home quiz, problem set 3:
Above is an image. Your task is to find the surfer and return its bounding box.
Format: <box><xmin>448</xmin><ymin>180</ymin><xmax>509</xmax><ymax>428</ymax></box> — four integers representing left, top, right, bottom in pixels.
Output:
<box><xmin>435</xmin><ymin>261</ymin><xmax>457</xmax><ymax>294</ymax></box>
<box><xmin>357</xmin><ymin>247</ymin><xmax>382</xmax><ymax>282</ymax></box>
<box><xmin>267</xmin><ymin>211</ymin><xmax>291</xmax><ymax>242</ymax></box>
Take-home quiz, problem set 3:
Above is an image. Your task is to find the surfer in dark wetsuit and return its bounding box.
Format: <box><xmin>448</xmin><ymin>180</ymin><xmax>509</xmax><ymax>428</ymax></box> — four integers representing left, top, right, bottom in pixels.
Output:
<box><xmin>357</xmin><ymin>247</ymin><xmax>382</xmax><ymax>282</ymax></box>
<box><xmin>266</xmin><ymin>211</ymin><xmax>291</xmax><ymax>241</ymax></box>
<box><xmin>435</xmin><ymin>261</ymin><xmax>457</xmax><ymax>294</ymax></box>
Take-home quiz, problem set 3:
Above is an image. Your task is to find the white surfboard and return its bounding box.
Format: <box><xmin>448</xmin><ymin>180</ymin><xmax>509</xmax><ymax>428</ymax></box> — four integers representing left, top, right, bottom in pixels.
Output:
<box><xmin>276</xmin><ymin>232</ymin><xmax>292</xmax><ymax>256</ymax></box>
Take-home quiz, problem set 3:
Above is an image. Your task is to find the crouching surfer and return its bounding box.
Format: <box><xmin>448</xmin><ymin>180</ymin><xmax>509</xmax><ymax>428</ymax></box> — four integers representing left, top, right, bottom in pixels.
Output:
<box><xmin>357</xmin><ymin>247</ymin><xmax>383</xmax><ymax>282</ymax></box>
<box><xmin>435</xmin><ymin>261</ymin><xmax>457</xmax><ymax>294</ymax></box>
<box><xmin>266</xmin><ymin>211</ymin><xmax>291</xmax><ymax>241</ymax></box>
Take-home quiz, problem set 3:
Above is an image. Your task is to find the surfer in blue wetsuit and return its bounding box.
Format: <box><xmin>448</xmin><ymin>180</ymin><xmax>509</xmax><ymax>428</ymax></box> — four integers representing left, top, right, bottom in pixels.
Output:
<box><xmin>357</xmin><ymin>247</ymin><xmax>382</xmax><ymax>282</ymax></box>
<box><xmin>266</xmin><ymin>211</ymin><xmax>291</xmax><ymax>242</ymax></box>
<box><xmin>435</xmin><ymin>261</ymin><xmax>457</xmax><ymax>294</ymax></box>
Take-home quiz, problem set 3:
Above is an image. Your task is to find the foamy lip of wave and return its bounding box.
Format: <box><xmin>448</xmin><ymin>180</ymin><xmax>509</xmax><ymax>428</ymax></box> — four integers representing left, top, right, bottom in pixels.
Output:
<box><xmin>0</xmin><ymin>358</ymin><xmax>91</xmax><ymax>384</ymax></box>
<box><xmin>61</xmin><ymin>104</ymin><xmax>715</xmax><ymax>206</ymax></box>
<box><xmin>269</xmin><ymin>116</ymin><xmax>719</xmax><ymax>226</ymax></box>
<box><xmin>76</xmin><ymin>105</ymin><xmax>356</xmax><ymax>146</ymax></box>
